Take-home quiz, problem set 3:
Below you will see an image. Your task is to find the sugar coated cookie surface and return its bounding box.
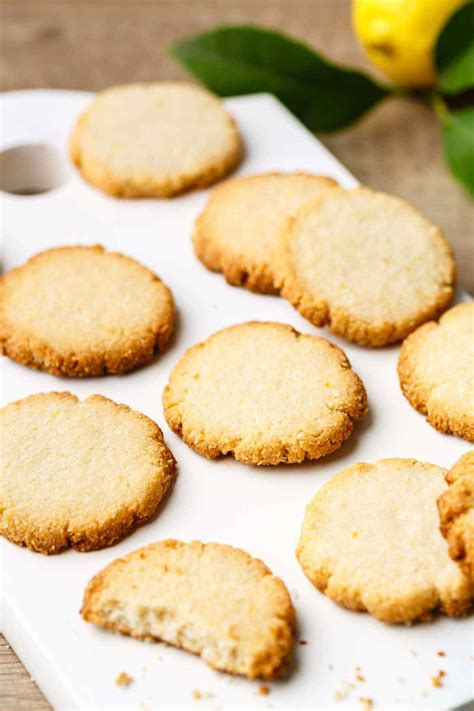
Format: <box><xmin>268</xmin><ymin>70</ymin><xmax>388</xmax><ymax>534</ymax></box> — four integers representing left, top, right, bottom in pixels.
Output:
<box><xmin>0</xmin><ymin>392</ymin><xmax>176</xmax><ymax>554</ymax></box>
<box><xmin>70</xmin><ymin>82</ymin><xmax>242</xmax><ymax>197</ymax></box>
<box><xmin>297</xmin><ymin>458</ymin><xmax>472</xmax><ymax>622</ymax></box>
<box><xmin>398</xmin><ymin>302</ymin><xmax>474</xmax><ymax>441</ymax></box>
<box><xmin>193</xmin><ymin>173</ymin><xmax>337</xmax><ymax>294</ymax></box>
<box><xmin>276</xmin><ymin>187</ymin><xmax>455</xmax><ymax>346</ymax></box>
<box><xmin>0</xmin><ymin>245</ymin><xmax>175</xmax><ymax>377</ymax></box>
<box><xmin>163</xmin><ymin>322</ymin><xmax>367</xmax><ymax>465</ymax></box>
<box><xmin>438</xmin><ymin>451</ymin><xmax>474</xmax><ymax>585</ymax></box>
<box><xmin>82</xmin><ymin>540</ymin><xmax>295</xmax><ymax>679</ymax></box>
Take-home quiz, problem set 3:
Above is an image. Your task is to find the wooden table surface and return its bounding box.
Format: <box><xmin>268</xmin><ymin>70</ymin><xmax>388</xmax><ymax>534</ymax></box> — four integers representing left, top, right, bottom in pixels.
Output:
<box><xmin>1</xmin><ymin>1</ymin><xmax>473</xmax><ymax>709</ymax></box>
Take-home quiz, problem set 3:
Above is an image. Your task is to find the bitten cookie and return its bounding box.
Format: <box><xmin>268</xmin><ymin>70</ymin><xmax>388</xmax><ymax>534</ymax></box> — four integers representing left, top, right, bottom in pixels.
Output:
<box><xmin>296</xmin><ymin>458</ymin><xmax>472</xmax><ymax>623</ymax></box>
<box><xmin>398</xmin><ymin>302</ymin><xmax>474</xmax><ymax>441</ymax></box>
<box><xmin>163</xmin><ymin>321</ymin><xmax>367</xmax><ymax>465</ymax></box>
<box><xmin>0</xmin><ymin>392</ymin><xmax>176</xmax><ymax>554</ymax></box>
<box><xmin>193</xmin><ymin>173</ymin><xmax>337</xmax><ymax>294</ymax></box>
<box><xmin>276</xmin><ymin>187</ymin><xmax>455</xmax><ymax>346</ymax></box>
<box><xmin>438</xmin><ymin>451</ymin><xmax>474</xmax><ymax>584</ymax></box>
<box><xmin>82</xmin><ymin>540</ymin><xmax>295</xmax><ymax>680</ymax></box>
<box><xmin>0</xmin><ymin>245</ymin><xmax>175</xmax><ymax>377</ymax></box>
<box><xmin>70</xmin><ymin>82</ymin><xmax>242</xmax><ymax>197</ymax></box>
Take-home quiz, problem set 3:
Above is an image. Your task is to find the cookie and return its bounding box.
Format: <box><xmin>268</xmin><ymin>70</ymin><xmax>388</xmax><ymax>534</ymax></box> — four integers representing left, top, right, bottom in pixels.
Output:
<box><xmin>70</xmin><ymin>82</ymin><xmax>242</xmax><ymax>198</ymax></box>
<box><xmin>0</xmin><ymin>245</ymin><xmax>175</xmax><ymax>377</ymax></box>
<box><xmin>0</xmin><ymin>392</ymin><xmax>176</xmax><ymax>554</ymax></box>
<box><xmin>193</xmin><ymin>173</ymin><xmax>337</xmax><ymax>294</ymax></box>
<box><xmin>163</xmin><ymin>321</ymin><xmax>367</xmax><ymax>465</ymax></box>
<box><xmin>398</xmin><ymin>302</ymin><xmax>474</xmax><ymax>441</ymax></box>
<box><xmin>82</xmin><ymin>540</ymin><xmax>295</xmax><ymax>680</ymax></box>
<box><xmin>276</xmin><ymin>187</ymin><xmax>455</xmax><ymax>346</ymax></box>
<box><xmin>438</xmin><ymin>451</ymin><xmax>474</xmax><ymax>584</ymax></box>
<box><xmin>296</xmin><ymin>458</ymin><xmax>472</xmax><ymax>623</ymax></box>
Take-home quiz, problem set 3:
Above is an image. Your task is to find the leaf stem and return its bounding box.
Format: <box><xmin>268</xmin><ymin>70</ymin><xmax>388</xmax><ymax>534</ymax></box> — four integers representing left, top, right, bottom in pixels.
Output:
<box><xmin>428</xmin><ymin>93</ymin><xmax>450</xmax><ymax>122</ymax></box>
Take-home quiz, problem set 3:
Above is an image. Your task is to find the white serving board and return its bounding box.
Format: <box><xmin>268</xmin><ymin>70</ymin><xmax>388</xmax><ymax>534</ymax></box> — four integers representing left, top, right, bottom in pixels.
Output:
<box><xmin>1</xmin><ymin>90</ymin><xmax>472</xmax><ymax>711</ymax></box>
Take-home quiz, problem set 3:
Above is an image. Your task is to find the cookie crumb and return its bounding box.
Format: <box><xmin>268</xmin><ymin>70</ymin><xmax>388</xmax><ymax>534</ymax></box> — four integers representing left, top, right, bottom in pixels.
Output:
<box><xmin>431</xmin><ymin>670</ymin><xmax>445</xmax><ymax>688</ymax></box>
<box><xmin>299</xmin><ymin>640</ymin><xmax>308</xmax><ymax>645</ymax></box>
<box><xmin>356</xmin><ymin>674</ymin><xmax>365</xmax><ymax>683</ymax></box>
<box><xmin>115</xmin><ymin>672</ymin><xmax>133</xmax><ymax>687</ymax></box>
<box><xmin>437</xmin><ymin>650</ymin><xmax>445</xmax><ymax>657</ymax></box>
<box><xmin>359</xmin><ymin>697</ymin><xmax>373</xmax><ymax>710</ymax></box>
<box><xmin>258</xmin><ymin>686</ymin><xmax>270</xmax><ymax>696</ymax></box>
<box><xmin>192</xmin><ymin>690</ymin><xmax>214</xmax><ymax>701</ymax></box>
<box><xmin>334</xmin><ymin>681</ymin><xmax>355</xmax><ymax>701</ymax></box>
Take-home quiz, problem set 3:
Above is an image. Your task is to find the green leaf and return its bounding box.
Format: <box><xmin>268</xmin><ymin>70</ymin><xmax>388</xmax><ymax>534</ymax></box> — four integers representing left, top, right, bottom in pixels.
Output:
<box><xmin>442</xmin><ymin>105</ymin><xmax>474</xmax><ymax>193</ymax></box>
<box><xmin>436</xmin><ymin>1</ymin><xmax>474</xmax><ymax>94</ymax></box>
<box><xmin>169</xmin><ymin>25</ymin><xmax>389</xmax><ymax>132</ymax></box>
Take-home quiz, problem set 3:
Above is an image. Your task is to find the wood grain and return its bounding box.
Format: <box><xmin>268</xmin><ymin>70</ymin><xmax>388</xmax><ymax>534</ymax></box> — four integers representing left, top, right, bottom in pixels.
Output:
<box><xmin>1</xmin><ymin>1</ymin><xmax>473</xmax><ymax>708</ymax></box>
<box><xmin>0</xmin><ymin>636</ymin><xmax>51</xmax><ymax>710</ymax></box>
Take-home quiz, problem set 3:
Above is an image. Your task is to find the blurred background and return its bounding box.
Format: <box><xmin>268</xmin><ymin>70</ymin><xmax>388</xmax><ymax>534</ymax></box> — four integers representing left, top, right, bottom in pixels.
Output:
<box><xmin>0</xmin><ymin>1</ymin><xmax>473</xmax><ymax>708</ymax></box>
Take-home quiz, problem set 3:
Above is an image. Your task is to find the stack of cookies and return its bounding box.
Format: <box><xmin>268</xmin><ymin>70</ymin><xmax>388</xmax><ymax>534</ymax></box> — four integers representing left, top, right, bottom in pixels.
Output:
<box><xmin>1</xmin><ymin>81</ymin><xmax>472</xmax><ymax>685</ymax></box>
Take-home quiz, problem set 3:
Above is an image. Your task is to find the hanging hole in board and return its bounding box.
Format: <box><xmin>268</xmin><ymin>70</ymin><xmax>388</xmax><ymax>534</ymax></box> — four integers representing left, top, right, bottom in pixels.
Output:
<box><xmin>0</xmin><ymin>143</ymin><xmax>68</xmax><ymax>196</ymax></box>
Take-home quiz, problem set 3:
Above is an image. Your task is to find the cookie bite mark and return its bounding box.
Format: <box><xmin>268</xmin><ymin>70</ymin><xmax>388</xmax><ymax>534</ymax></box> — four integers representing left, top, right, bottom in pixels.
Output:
<box><xmin>82</xmin><ymin>540</ymin><xmax>295</xmax><ymax>679</ymax></box>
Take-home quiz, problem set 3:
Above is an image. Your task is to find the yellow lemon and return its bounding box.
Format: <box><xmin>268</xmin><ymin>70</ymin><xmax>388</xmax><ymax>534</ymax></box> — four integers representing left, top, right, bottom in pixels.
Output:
<box><xmin>353</xmin><ymin>0</ymin><xmax>466</xmax><ymax>87</ymax></box>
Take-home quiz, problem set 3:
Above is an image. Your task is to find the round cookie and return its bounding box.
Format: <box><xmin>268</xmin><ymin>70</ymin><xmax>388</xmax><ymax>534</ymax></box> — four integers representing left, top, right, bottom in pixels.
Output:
<box><xmin>82</xmin><ymin>539</ymin><xmax>295</xmax><ymax>680</ymax></box>
<box><xmin>0</xmin><ymin>392</ymin><xmax>176</xmax><ymax>554</ymax></box>
<box><xmin>193</xmin><ymin>173</ymin><xmax>337</xmax><ymax>294</ymax></box>
<box><xmin>398</xmin><ymin>302</ymin><xmax>474</xmax><ymax>441</ymax></box>
<box><xmin>70</xmin><ymin>82</ymin><xmax>242</xmax><ymax>198</ymax></box>
<box><xmin>296</xmin><ymin>458</ymin><xmax>472</xmax><ymax>623</ymax></box>
<box><xmin>275</xmin><ymin>187</ymin><xmax>455</xmax><ymax>346</ymax></box>
<box><xmin>163</xmin><ymin>321</ymin><xmax>367</xmax><ymax>465</ymax></box>
<box><xmin>0</xmin><ymin>245</ymin><xmax>175</xmax><ymax>377</ymax></box>
<box><xmin>438</xmin><ymin>451</ymin><xmax>474</xmax><ymax>584</ymax></box>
